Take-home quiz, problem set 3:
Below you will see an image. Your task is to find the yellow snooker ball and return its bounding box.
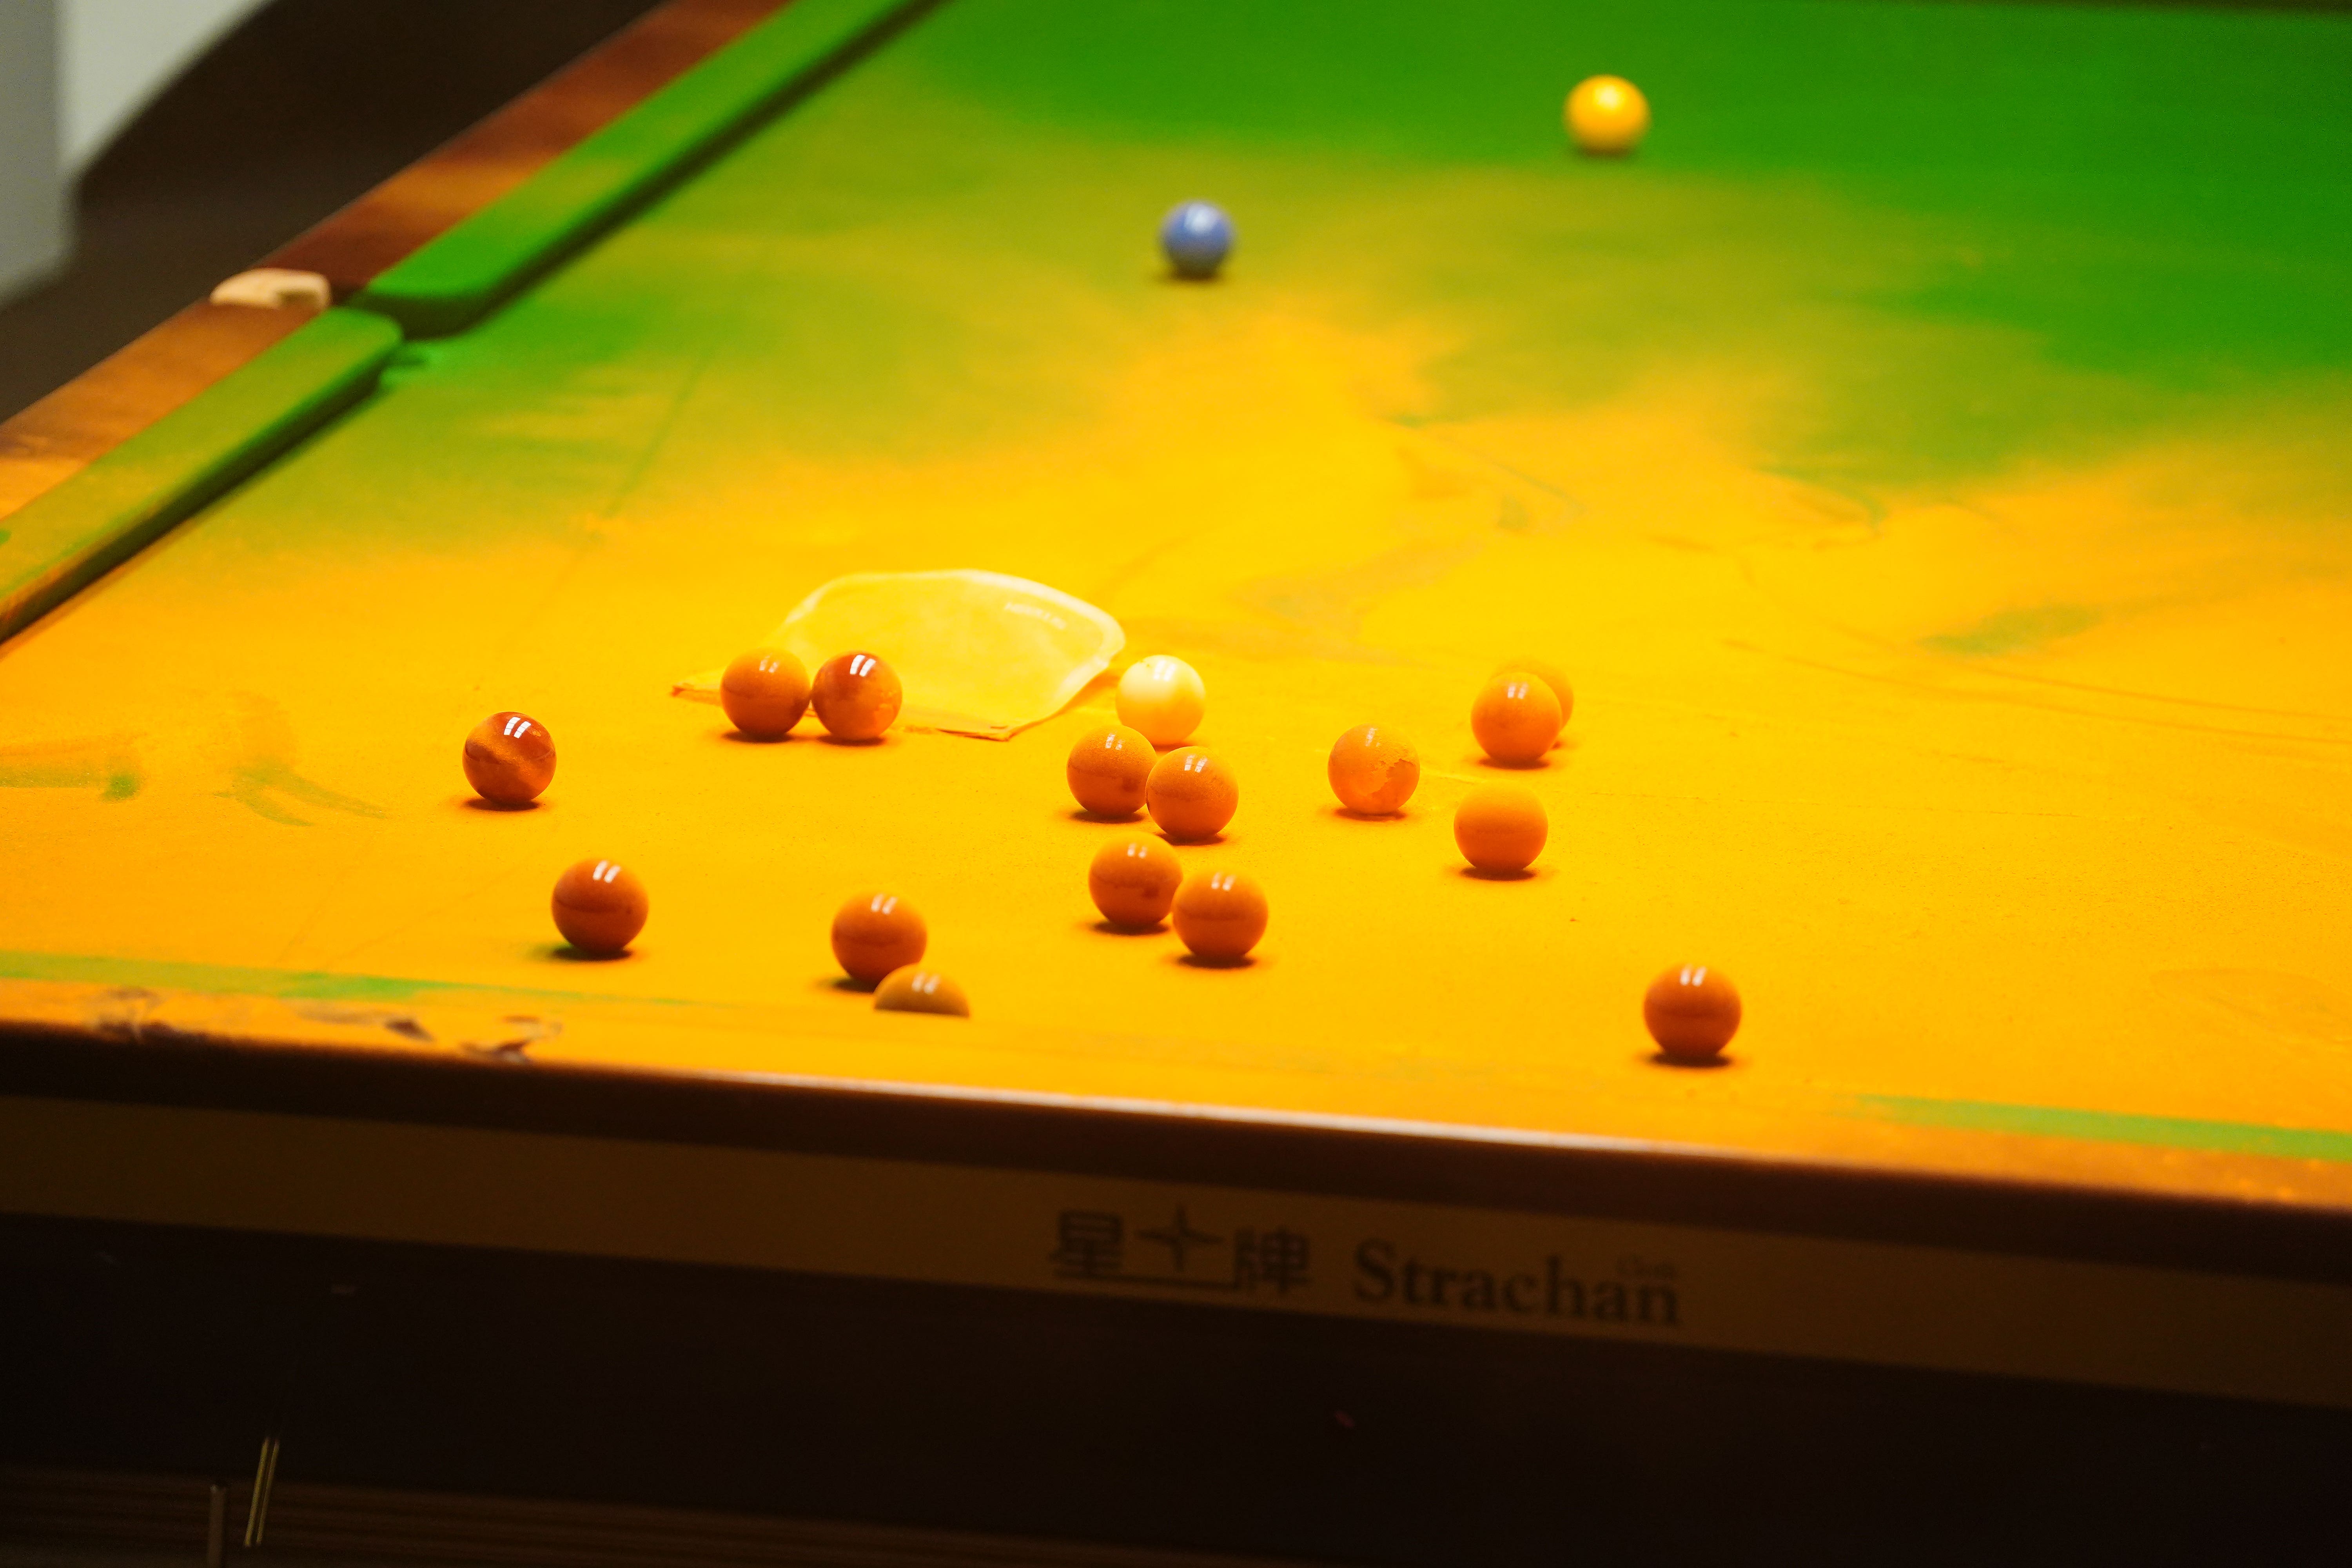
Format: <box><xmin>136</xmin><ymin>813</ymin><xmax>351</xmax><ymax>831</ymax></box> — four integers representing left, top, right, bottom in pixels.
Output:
<box><xmin>1566</xmin><ymin>74</ymin><xmax>1650</xmax><ymax>155</ymax></box>
<box><xmin>874</xmin><ymin>965</ymin><xmax>971</xmax><ymax>1018</ymax></box>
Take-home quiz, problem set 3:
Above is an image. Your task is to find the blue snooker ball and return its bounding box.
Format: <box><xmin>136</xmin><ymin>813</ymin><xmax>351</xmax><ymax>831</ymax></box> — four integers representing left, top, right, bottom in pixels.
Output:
<box><xmin>1160</xmin><ymin>200</ymin><xmax>1234</xmax><ymax>280</ymax></box>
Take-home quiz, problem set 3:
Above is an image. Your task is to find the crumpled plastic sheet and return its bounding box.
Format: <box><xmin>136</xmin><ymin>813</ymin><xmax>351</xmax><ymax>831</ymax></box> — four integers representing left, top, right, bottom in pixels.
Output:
<box><xmin>673</xmin><ymin>569</ymin><xmax>1125</xmax><ymax>740</ymax></box>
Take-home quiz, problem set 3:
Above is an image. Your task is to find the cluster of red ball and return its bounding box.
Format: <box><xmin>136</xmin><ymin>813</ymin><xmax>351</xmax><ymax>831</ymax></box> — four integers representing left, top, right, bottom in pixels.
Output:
<box><xmin>1060</xmin><ymin>654</ymin><xmax>1741</xmax><ymax>1062</ymax></box>
<box><xmin>1064</xmin><ymin>726</ymin><xmax>1263</xmax><ymax>963</ymax></box>
<box><xmin>458</xmin><ymin>647</ymin><xmax>953</xmax><ymax>1018</ymax></box>
<box><xmin>827</xmin><ymin>891</ymin><xmax>965</xmax><ymax>1015</ymax></box>
<box><xmin>461</xmin><ymin>645</ymin><xmax>1742</xmax><ymax>1060</ymax></box>
<box><xmin>716</xmin><ymin>647</ymin><xmax>902</xmax><ymax>742</ymax></box>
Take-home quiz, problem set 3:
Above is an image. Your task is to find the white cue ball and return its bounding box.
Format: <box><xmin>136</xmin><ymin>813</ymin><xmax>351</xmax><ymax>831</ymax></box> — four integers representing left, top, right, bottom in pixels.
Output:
<box><xmin>1115</xmin><ymin>655</ymin><xmax>1207</xmax><ymax>747</ymax></box>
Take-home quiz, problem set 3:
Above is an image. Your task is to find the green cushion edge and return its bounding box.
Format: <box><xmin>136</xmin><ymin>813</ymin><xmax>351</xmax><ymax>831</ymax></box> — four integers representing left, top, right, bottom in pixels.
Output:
<box><xmin>1851</xmin><ymin>1094</ymin><xmax>2352</xmax><ymax>1166</ymax></box>
<box><xmin>351</xmin><ymin>0</ymin><xmax>938</xmax><ymax>339</ymax></box>
<box><xmin>0</xmin><ymin>947</ymin><xmax>693</xmax><ymax>1013</ymax></box>
<box><xmin>0</xmin><ymin>307</ymin><xmax>403</xmax><ymax>644</ymax></box>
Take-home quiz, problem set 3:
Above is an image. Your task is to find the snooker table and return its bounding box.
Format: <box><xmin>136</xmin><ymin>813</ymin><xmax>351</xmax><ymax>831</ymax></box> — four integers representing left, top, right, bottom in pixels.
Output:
<box><xmin>4</xmin><ymin>0</ymin><xmax>2351</xmax><ymax>1556</ymax></box>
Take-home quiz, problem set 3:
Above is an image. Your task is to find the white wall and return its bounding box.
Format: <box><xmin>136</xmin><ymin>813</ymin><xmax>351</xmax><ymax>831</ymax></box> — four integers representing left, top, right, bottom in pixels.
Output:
<box><xmin>0</xmin><ymin>0</ymin><xmax>65</xmax><ymax>305</ymax></box>
<box><xmin>0</xmin><ymin>0</ymin><xmax>271</xmax><ymax>309</ymax></box>
<box><xmin>62</xmin><ymin>0</ymin><xmax>270</xmax><ymax>171</ymax></box>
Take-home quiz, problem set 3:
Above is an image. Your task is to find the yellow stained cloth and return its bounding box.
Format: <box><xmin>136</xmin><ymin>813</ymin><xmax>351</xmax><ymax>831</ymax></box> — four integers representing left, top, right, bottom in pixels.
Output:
<box><xmin>673</xmin><ymin>569</ymin><xmax>1123</xmax><ymax>738</ymax></box>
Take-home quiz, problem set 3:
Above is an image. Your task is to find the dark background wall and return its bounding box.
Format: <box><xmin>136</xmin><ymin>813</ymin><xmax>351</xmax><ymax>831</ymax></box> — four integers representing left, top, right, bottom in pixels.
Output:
<box><xmin>0</xmin><ymin>0</ymin><xmax>663</xmax><ymax>423</ymax></box>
